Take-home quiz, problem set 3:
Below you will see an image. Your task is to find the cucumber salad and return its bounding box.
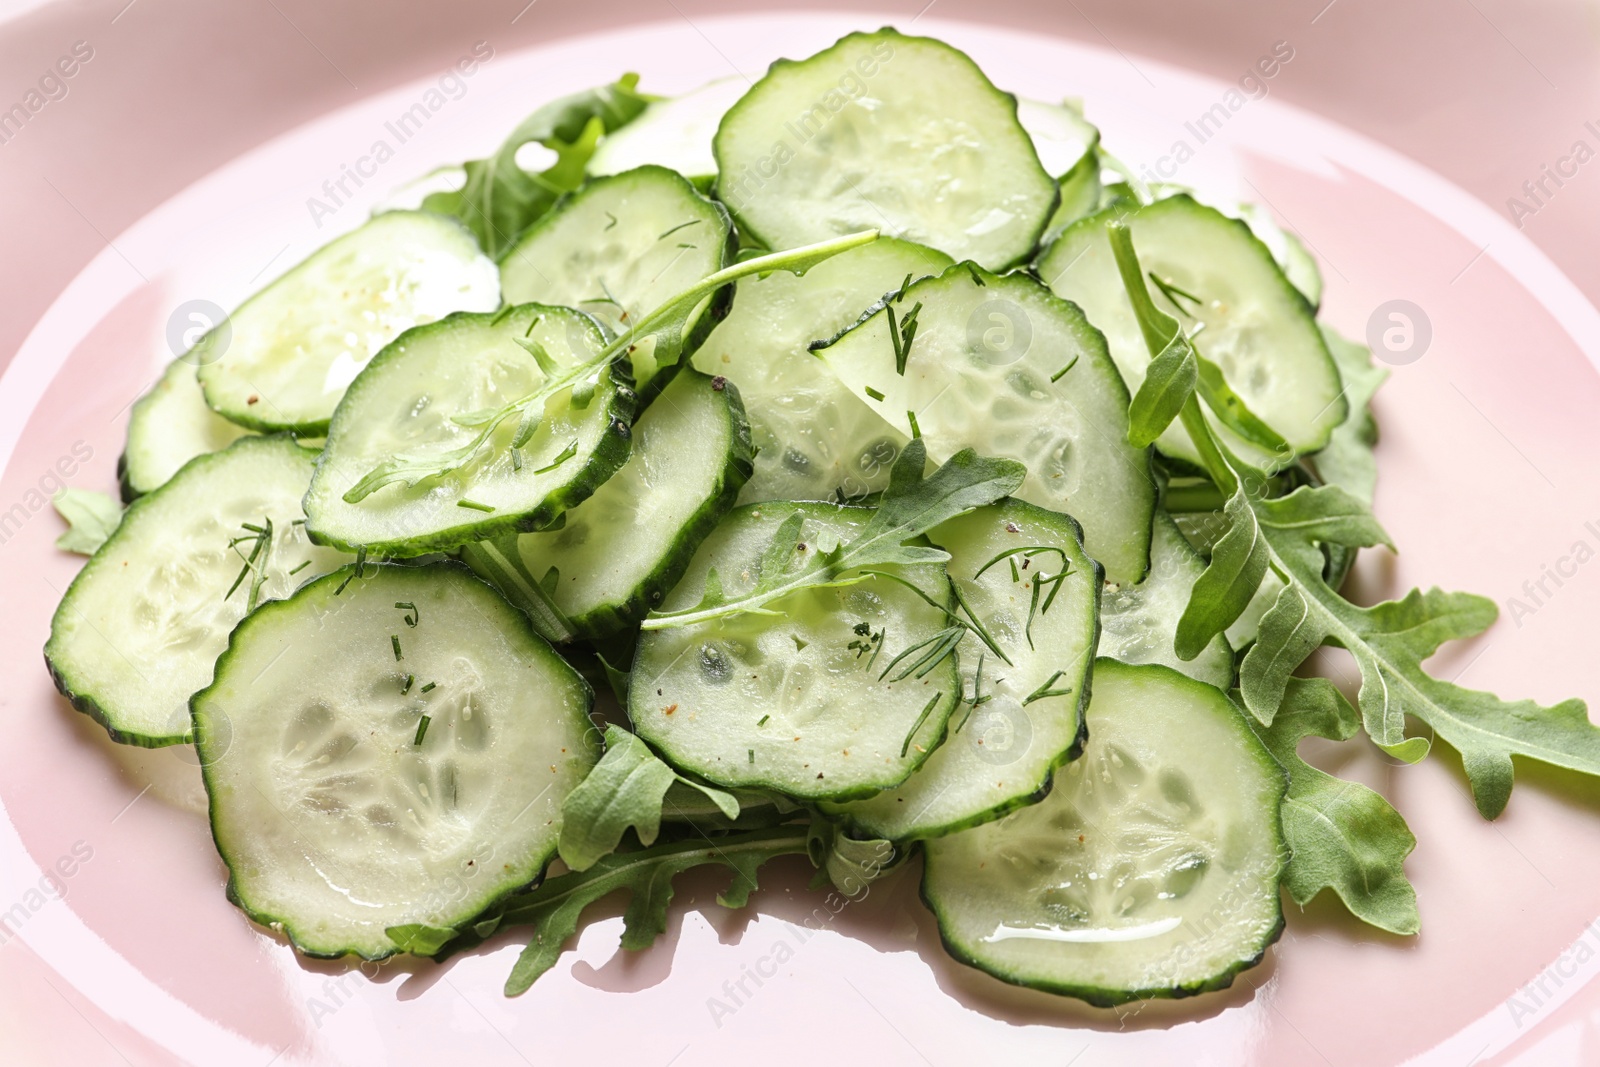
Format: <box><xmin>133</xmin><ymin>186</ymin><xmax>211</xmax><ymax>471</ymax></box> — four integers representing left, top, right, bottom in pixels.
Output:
<box><xmin>46</xmin><ymin>28</ymin><xmax>1600</xmax><ymax>1007</ymax></box>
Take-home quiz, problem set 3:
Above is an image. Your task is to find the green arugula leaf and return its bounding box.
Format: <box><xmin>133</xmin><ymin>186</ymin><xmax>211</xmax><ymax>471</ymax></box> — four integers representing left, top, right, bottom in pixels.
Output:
<box><xmin>52</xmin><ymin>488</ymin><xmax>122</xmax><ymax>555</ymax></box>
<box><xmin>1248</xmin><ymin>678</ymin><xmax>1420</xmax><ymax>935</ymax></box>
<box><xmin>640</xmin><ymin>439</ymin><xmax>1025</xmax><ymax>630</ymax></box>
<box><xmin>385</xmin><ymin>922</ymin><xmax>459</xmax><ymax>957</ymax></box>
<box><xmin>1174</xmin><ymin>482</ymin><xmax>1266</xmax><ymax>660</ymax></box>
<box><xmin>807</xmin><ymin>818</ymin><xmax>897</xmax><ymax>896</ymax></box>
<box><xmin>1194</xmin><ymin>351</ymin><xmax>1292</xmax><ymax>457</ymax></box>
<box><xmin>422</xmin><ymin>75</ymin><xmax>650</xmax><ymax>257</ymax></box>
<box><xmin>558</xmin><ymin>726</ymin><xmax>739</xmax><ymax>872</ymax></box>
<box><xmin>1127</xmin><ymin>335</ymin><xmax>1198</xmax><ymax>448</ymax></box>
<box><xmin>498</xmin><ymin>827</ymin><xmax>809</xmax><ymax>995</ymax></box>
<box><xmin>1115</xmin><ymin>226</ymin><xmax>1600</xmax><ymax>819</ymax></box>
<box><xmin>1310</xmin><ymin>326</ymin><xmax>1387</xmax><ymax>504</ymax></box>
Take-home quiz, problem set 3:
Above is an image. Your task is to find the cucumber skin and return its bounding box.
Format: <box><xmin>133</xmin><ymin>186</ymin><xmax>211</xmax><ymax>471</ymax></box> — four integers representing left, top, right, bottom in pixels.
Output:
<box><xmin>560</xmin><ymin>374</ymin><xmax>756</xmax><ymax>640</ymax></box>
<box><xmin>46</xmin><ymin>434</ymin><xmax>315</xmax><ymax>749</ymax></box>
<box><xmin>920</xmin><ymin>661</ymin><xmax>1287</xmax><ymax>1007</ymax></box>
<box><xmin>824</xmin><ymin>500</ymin><xmax>1102</xmax><ymax>842</ymax></box>
<box><xmin>193</xmin><ymin>561</ymin><xmax>597</xmax><ymax>961</ymax></box>
<box><xmin>304</xmin><ymin>310</ymin><xmax>638</xmax><ymax>557</ymax></box>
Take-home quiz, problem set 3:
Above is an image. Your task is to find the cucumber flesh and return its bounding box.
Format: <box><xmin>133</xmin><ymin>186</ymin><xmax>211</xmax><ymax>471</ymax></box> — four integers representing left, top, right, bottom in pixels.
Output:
<box><xmin>630</xmin><ymin>501</ymin><xmax>959</xmax><ymax>801</ymax></box>
<box><xmin>499</xmin><ymin>167</ymin><xmax>732</xmax><ymax>388</ymax></box>
<box><xmin>467</xmin><ymin>368</ymin><xmax>752</xmax><ymax>639</ymax></box>
<box><xmin>827</xmin><ymin>501</ymin><xmax>1100</xmax><ymax>840</ymax></box>
<box><xmin>121</xmin><ymin>358</ymin><xmax>252</xmax><ymax>500</ymax></box>
<box><xmin>1039</xmin><ymin>194</ymin><xmax>1344</xmax><ymax>471</ymax></box>
<box><xmin>1100</xmin><ymin>511</ymin><xmax>1233</xmax><ymax>688</ymax></box>
<box><xmin>588</xmin><ymin>78</ymin><xmax>746</xmax><ymax>183</ymax></box>
<box><xmin>196</xmin><ymin>211</ymin><xmax>500</xmax><ymax>435</ymax></box>
<box><xmin>45</xmin><ymin>436</ymin><xmax>350</xmax><ymax>746</ymax></box>
<box><xmin>1015</xmin><ymin>98</ymin><xmax>1097</xmax><ymax>181</ymax></box>
<box><xmin>922</xmin><ymin>660</ymin><xmax>1287</xmax><ymax>1006</ymax></box>
<box><xmin>193</xmin><ymin>562</ymin><xmax>597</xmax><ymax>959</ymax></box>
<box><xmin>304</xmin><ymin>305</ymin><xmax>635</xmax><ymax>557</ymax></box>
<box><xmin>691</xmin><ymin>238</ymin><xmax>952</xmax><ymax>504</ymax></box>
<box><xmin>814</xmin><ymin>263</ymin><xmax>1155</xmax><ymax>583</ymax></box>
<box><xmin>714</xmin><ymin>30</ymin><xmax>1056</xmax><ymax>270</ymax></box>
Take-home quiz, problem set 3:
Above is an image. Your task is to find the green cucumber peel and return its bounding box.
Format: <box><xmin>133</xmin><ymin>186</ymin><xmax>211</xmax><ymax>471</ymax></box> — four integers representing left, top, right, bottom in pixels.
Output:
<box><xmin>557</xmin><ymin>725</ymin><xmax>740</xmax><ymax>872</ymax></box>
<box><xmin>639</xmin><ymin>438</ymin><xmax>1025</xmax><ymax>630</ymax></box>
<box><xmin>1115</xmin><ymin>227</ymin><xmax>1600</xmax><ymax>820</ymax></box>
<box><xmin>342</xmin><ymin>231</ymin><xmax>879</xmax><ymax>505</ymax></box>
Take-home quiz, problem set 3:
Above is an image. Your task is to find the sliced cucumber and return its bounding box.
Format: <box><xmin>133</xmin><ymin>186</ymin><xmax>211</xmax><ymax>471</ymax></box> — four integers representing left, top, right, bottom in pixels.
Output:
<box><xmin>466</xmin><ymin>369</ymin><xmax>753</xmax><ymax>639</ymax></box>
<box><xmin>1039</xmin><ymin>195</ymin><xmax>1344</xmax><ymax>470</ymax></box>
<box><xmin>714</xmin><ymin>30</ymin><xmax>1056</xmax><ymax>270</ymax></box>
<box><xmin>120</xmin><ymin>358</ymin><xmax>252</xmax><ymax>500</ymax></box>
<box><xmin>630</xmin><ymin>501</ymin><xmax>959</xmax><ymax>801</ymax></box>
<box><xmin>499</xmin><ymin>167</ymin><xmax>733</xmax><ymax>388</ymax></box>
<box><xmin>1100</xmin><ymin>511</ymin><xmax>1233</xmax><ymax>688</ymax></box>
<box><xmin>691</xmin><ymin>238</ymin><xmax>952</xmax><ymax>504</ymax></box>
<box><xmin>588</xmin><ymin>78</ymin><xmax>746</xmax><ymax>184</ymax></box>
<box><xmin>813</xmin><ymin>263</ymin><xmax>1155</xmax><ymax>583</ymax></box>
<box><xmin>193</xmin><ymin>562</ymin><xmax>597</xmax><ymax>959</ymax></box>
<box><xmin>1016</xmin><ymin>98</ymin><xmax>1097</xmax><ymax>182</ymax></box>
<box><xmin>827</xmin><ymin>501</ymin><xmax>1100</xmax><ymax>840</ymax></box>
<box><xmin>45</xmin><ymin>436</ymin><xmax>349</xmax><ymax>746</ymax></box>
<box><xmin>196</xmin><ymin>211</ymin><xmax>500</xmax><ymax>436</ymax></box>
<box><xmin>922</xmin><ymin>660</ymin><xmax>1287</xmax><ymax>1006</ymax></box>
<box><xmin>304</xmin><ymin>304</ymin><xmax>635</xmax><ymax>557</ymax></box>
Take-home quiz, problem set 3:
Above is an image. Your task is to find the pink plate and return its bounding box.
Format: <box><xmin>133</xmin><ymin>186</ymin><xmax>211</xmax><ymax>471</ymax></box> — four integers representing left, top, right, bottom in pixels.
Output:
<box><xmin>3</xmin><ymin>12</ymin><xmax>1599</xmax><ymax>1066</ymax></box>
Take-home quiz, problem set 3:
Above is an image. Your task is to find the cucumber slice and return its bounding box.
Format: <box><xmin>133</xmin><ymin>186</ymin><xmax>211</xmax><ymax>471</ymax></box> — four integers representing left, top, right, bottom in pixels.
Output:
<box><xmin>630</xmin><ymin>501</ymin><xmax>959</xmax><ymax>801</ymax></box>
<box><xmin>499</xmin><ymin>166</ymin><xmax>733</xmax><ymax>388</ymax></box>
<box><xmin>1016</xmin><ymin>98</ymin><xmax>1097</xmax><ymax>181</ymax></box>
<box><xmin>588</xmin><ymin>78</ymin><xmax>746</xmax><ymax>184</ymax></box>
<box><xmin>304</xmin><ymin>304</ymin><xmax>635</xmax><ymax>557</ymax></box>
<box><xmin>1100</xmin><ymin>511</ymin><xmax>1233</xmax><ymax>688</ymax></box>
<box><xmin>45</xmin><ymin>436</ymin><xmax>350</xmax><ymax>747</ymax></box>
<box><xmin>691</xmin><ymin>238</ymin><xmax>952</xmax><ymax>504</ymax></box>
<box><xmin>1038</xmin><ymin>195</ymin><xmax>1345</xmax><ymax>470</ymax></box>
<box><xmin>465</xmin><ymin>369</ymin><xmax>753</xmax><ymax>639</ymax></box>
<box><xmin>922</xmin><ymin>660</ymin><xmax>1287</xmax><ymax>1005</ymax></box>
<box><xmin>826</xmin><ymin>501</ymin><xmax>1100</xmax><ymax>840</ymax></box>
<box><xmin>196</xmin><ymin>211</ymin><xmax>500</xmax><ymax>436</ymax></box>
<box><xmin>714</xmin><ymin>30</ymin><xmax>1056</xmax><ymax>270</ymax></box>
<box><xmin>120</xmin><ymin>358</ymin><xmax>252</xmax><ymax>500</ymax></box>
<box><xmin>193</xmin><ymin>562</ymin><xmax>597</xmax><ymax>959</ymax></box>
<box><xmin>813</xmin><ymin>263</ymin><xmax>1155</xmax><ymax>583</ymax></box>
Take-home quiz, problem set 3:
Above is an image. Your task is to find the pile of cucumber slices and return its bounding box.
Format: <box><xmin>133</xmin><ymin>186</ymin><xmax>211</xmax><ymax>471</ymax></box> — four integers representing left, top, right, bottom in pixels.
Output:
<box><xmin>45</xmin><ymin>28</ymin><xmax>1600</xmax><ymax>1007</ymax></box>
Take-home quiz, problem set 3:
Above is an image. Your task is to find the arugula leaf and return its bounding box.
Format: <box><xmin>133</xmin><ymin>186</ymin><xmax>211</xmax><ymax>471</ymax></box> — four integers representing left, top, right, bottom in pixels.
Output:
<box><xmin>498</xmin><ymin>827</ymin><xmax>808</xmax><ymax>995</ymax></box>
<box><xmin>1248</xmin><ymin>678</ymin><xmax>1420</xmax><ymax>935</ymax></box>
<box><xmin>1194</xmin><ymin>351</ymin><xmax>1292</xmax><ymax>457</ymax></box>
<box><xmin>1310</xmin><ymin>326</ymin><xmax>1387</xmax><ymax>504</ymax></box>
<box><xmin>385</xmin><ymin>923</ymin><xmax>458</xmax><ymax>956</ymax></box>
<box><xmin>52</xmin><ymin>488</ymin><xmax>122</xmax><ymax>555</ymax></box>
<box><xmin>807</xmin><ymin>818</ymin><xmax>897</xmax><ymax>895</ymax></box>
<box><xmin>558</xmin><ymin>726</ymin><xmax>739</xmax><ymax>872</ymax></box>
<box><xmin>640</xmin><ymin>439</ymin><xmax>1025</xmax><ymax>630</ymax></box>
<box><xmin>1173</xmin><ymin>482</ymin><xmax>1266</xmax><ymax>661</ymax></box>
<box><xmin>422</xmin><ymin>76</ymin><xmax>650</xmax><ymax>257</ymax></box>
<box><xmin>1113</xmin><ymin>227</ymin><xmax>1600</xmax><ymax>819</ymax></box>
<box><xmin>1127</xmin><ymin>336</ymin><xmax>1198</xmax><ymax>448</ymax></box>
<box><xmin>342</xmin><ymin>230</ymin><xmax>879</xmax><ymax>504</ymax></box>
